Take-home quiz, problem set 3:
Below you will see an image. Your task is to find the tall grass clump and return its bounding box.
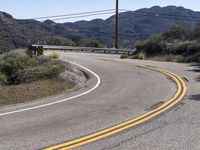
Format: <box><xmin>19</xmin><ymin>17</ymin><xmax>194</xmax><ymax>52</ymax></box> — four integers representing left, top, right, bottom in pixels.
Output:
<box><xmin>138</xmin><ymin>52</ymin><xmax>146</xmax><ymax>60</ymax></box>
<box><xmin>49</xmin><ymin>52</ymin><xmax>60</xmax><ymax>59</ymax></box>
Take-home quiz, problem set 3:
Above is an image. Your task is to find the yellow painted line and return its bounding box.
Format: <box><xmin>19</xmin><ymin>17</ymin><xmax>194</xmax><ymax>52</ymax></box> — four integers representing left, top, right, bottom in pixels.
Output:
<box><xmin>44</xmin><ymin>65</ymin><xmax>187</xmax><ymax>150</ymax></box>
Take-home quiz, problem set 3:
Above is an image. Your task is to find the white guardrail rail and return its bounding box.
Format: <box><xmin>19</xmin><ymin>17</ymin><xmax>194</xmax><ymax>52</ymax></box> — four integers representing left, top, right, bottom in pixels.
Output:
<box><xmin>32</xmin><ymin>45</ymin><xmax>135</xmax><ymax>55</ymax></box>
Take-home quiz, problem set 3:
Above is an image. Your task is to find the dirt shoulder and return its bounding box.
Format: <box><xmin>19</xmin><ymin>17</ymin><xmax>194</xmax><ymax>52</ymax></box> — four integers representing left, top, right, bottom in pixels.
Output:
<box><xmin>0</xmin><ymin>56</ymin><xmax>88</xmax><ymax>107</ymax></box>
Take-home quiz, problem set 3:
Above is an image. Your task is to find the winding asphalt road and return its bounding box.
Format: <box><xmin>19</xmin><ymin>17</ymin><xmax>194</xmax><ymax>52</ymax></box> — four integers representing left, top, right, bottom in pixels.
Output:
<box><xmin>0</xmin><ymin>52</ymin><xmax>199</xmax><ymax>150</ymax></box>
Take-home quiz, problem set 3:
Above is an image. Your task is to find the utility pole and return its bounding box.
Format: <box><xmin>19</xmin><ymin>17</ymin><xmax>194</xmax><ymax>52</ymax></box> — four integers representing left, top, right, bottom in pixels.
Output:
<box><xmin>115</xmin><ymin>0</ymin><xmax>119</xmax><ymax>49</ymax></box>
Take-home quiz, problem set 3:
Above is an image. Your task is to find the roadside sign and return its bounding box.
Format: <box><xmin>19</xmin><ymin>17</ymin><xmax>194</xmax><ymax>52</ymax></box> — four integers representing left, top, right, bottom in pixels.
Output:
<box><xmin>37</xmin><ymin>46</ymin><xmax>44</xmax><ymax>56</ymax></box>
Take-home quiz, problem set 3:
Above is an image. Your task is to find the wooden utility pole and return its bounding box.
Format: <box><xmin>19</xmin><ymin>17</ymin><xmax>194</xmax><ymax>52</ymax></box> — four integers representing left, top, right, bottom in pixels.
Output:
<box><xmin>115</xmin><ymin>0</ymin><xmax>119</xmax><ymax>49</ymax></box>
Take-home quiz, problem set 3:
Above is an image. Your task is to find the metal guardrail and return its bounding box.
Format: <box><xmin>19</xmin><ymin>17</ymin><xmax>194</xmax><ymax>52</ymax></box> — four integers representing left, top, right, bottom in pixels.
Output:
<box><xmin>32</xmin><ymin>45</ymin><xmax>135</xmax><ymax>55</ymax></box>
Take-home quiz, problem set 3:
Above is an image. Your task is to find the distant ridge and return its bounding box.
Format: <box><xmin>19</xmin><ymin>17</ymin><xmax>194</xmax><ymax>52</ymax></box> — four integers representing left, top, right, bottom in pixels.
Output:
<box><xmin>1</xmin><ymin>6</ymin><xmax>200</xmax><ymax>53</ymax></box>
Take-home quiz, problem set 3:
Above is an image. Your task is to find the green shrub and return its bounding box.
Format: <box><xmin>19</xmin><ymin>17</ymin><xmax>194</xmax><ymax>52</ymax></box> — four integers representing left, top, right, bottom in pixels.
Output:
<box><xmin>45</xmin><ymin>36</ymin><xmax>76</xmax><ymax>46</ymax></box>
<box><xmin>0</xmin><ymin>73</ymin><xmax>7</xmax><ymax>85</ymax></box>
<box><xmin>134</xmin><ymin>22</ymin><xmax>200</xmax><ymax>63</ymax></box>
<box><xmin>120</xmin><ymin>54</ymin><xmax>129</xmax><ymax>59</ymax></box>
<box><xmin>193</xmin><ymin>22</ymin><xmax>200</xmax><ymax>39</ymax></box>
<box><xmin>8</xmin><ymin>63</ymin><xmax>65</xmax><ymax>84</ymax></box>
<box><xmin>165</xmin><ymin>55</ymin><xmax>185</xmax><ymax>62</ymax></box>
<box><xmin>163</xmin><ymin>22</ymin><xmax>191</xmax><ymax>41</ymax></box>
<box><xmin>166</xmin><ymin>41</ymin><xmax>200</xmax><ymax>56</ymax></box>
<box><xmin>77</xmin><ymin>39</ymin><xmax>104</xmax><ymax>48</ymax></box>
<box><xmin>0</xmin><ymin>53</ymin><xmax>66</xmax><ymax>85</ymax></box>
<box><xmin>135</xmin><ymin>34</ymin><xmax>167</xmax><ymax>56</ymax></box>
<box><xmin>0</xmin><ymin>54</ymin><xmax>38</xmax><ymax>76</ymax></box>
<box><xmin>185</xmin><ymin>52</ymin><xmax>200</xmax><ymax>63</ymax></box>
<box><xmin>45</xmin><ymin>64</ymin><xmax>65</xmax><ymax>78</ymax></box>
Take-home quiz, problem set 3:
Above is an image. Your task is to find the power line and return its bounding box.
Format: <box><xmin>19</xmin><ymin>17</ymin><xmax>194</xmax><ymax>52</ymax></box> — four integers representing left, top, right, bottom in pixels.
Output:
<box><xmin>31</xmin><ymin>9</ymin><xmax>200</xmax><ymax>23</ymax></box>
<box><xmin>0</xmin><ymin>10</ymin><xmax>119</xmax><ymax>40</ymax></box>
<box><xmin>0</xmin><ymin>10</ymin><xmax>118</xmax><ymax>27</ymax></box>
<box><xmin>29</xmin><ymin>9</ymin><xmax>115</xmax><ymax>20</ymax></box>
<box><xmin>48</xmin><ymin>11</ymin><xmax>116</xmax><ymax>22</ymax></box>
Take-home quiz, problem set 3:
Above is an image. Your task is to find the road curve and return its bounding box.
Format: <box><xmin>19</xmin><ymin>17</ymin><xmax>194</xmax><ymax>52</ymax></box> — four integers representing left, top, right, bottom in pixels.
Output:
<box><xmin>44</xmin><ymin>60</ymin><xmax>186</xmax><ymax>150</ymax></box>
<box><xmin>0</xmin><ymin>52</ymin><xmax>195</xmax><ymax>150</ymax></box>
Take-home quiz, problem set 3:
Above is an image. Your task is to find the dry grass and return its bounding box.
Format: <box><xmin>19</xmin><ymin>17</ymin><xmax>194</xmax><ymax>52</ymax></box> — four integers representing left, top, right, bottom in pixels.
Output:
<box><xmin>120</xmin><ymin>54</ymin><xmax>130</xmax><ymax>59</ymax></box>
<box><xmin>138</xmin><ymin>52</ymin><xmax>146</xmax><ymax>60</ymax></box>
<box><xmin>0</xmin><ymin>78</ymin><xmax>73</xmax><ymax>107</ymax></box>
<box><xmin>49</xmin><ymin>52</ymin><xmax>60</xmax><ymax>59</ymax></box>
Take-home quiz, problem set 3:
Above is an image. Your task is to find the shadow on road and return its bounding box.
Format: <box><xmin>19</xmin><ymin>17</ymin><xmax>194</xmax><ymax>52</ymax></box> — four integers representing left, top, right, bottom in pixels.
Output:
<box><xmin>189</xmin><ymin>63</ymin><xmax>200</xmax><ymax>101</ymax></box>
<box><xmin>190</xmin><ymin>94</ymin><xmax>200</xmax><ymax>101</ymax></box>
<box><xmin>188</xmin><ymin>63</ymin><xmax>200</xmax><ymax>78</ymax></box>
<box><xmin>188</xmin><ymin>63</ymin><xmax>200</xmax><ymax>73</ymax></box>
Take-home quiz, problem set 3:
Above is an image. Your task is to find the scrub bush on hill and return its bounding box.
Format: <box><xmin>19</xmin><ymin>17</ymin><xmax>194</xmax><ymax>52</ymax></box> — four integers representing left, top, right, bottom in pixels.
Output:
<box><xmin>0</xmin><ymin>53</ymin><xmax>66</xmax><ymax>85</ymax></box>
<box><xmin>8</xmin><ymin>63</ymin><xmax>65</xmax><ymax>84</ymax></box>
<box><xmin>77</xmin><ymin>39</ymin><xmax>104</xmax><ymax>48</ymax></box>
<box><xmin>134</xmin><ymin>22</ymin><xmax>200</xmax><ymax>63</ymax></box>
<box><xmin>0</xmin><ymin>54</ymin><xmax>38</xmax><ymax>76</ymax></box>
<box><xmin>0</xmin><ymin>73</ymin><xmax>6</xmax><ymax>85</ymax></box>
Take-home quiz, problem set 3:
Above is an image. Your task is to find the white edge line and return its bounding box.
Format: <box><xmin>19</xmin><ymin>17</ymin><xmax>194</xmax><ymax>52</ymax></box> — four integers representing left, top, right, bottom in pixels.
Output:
<box><xmin>0</xmin><ymin>61</ymin><xmax>101</xmax><ymax>117</ymax></box>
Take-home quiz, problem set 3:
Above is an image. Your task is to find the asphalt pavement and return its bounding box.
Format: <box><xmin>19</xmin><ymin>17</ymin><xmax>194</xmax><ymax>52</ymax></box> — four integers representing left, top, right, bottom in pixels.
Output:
<box><xmin>0</xmin><ymin>52</ymin><xmax>199</xmax><ymax>150</ymax></box>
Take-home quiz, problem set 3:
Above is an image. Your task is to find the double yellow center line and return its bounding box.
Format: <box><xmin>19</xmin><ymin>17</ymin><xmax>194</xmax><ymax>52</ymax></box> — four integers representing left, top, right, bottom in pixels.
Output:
<box><xmin>44</xmin><ymin>65</ymin><xmax>187</xmax><ymax>150</ymax></box>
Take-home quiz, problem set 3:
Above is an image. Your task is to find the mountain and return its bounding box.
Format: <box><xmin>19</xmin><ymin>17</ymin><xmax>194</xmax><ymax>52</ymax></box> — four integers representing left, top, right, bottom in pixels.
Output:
<box><xmin>66</xmin><ymin>6</ymin><xmax>200</xmax><ymax>47</ymax></box>
<box><xmin>0</xmin><ymin>13</ymin><xmax>83</xmax><ymax>53</ymax></box>
<box><xmin>1</xmin><ymin>6</ymin><xmax>200</xmax><ymax>53</ymax></box>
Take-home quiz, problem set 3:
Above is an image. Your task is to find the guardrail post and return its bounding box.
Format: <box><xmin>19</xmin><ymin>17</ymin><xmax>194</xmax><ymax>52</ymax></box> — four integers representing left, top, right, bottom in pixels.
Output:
<box><xmin>28</xmin><ymin>45</ymin><xmax>37</xmax><ymax>57</ymax></box>
<box><xmin>28</xmin><ymin>45</ymin><xmax>32</xmax><ymax>57</ymax></box>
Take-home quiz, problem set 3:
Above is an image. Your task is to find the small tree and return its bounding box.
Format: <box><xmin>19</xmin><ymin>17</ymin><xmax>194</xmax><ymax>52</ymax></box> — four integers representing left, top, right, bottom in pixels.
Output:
<box><xmin>193</xmin><ymin>21</ymin><xmax>200</xmax><ymax>39</ymax></box>
<box><xmin>163</xmin><ymin>22</ymin><xmax>191</xmax><ymax>41</ymax></box>
<box><xmin>77</xmin><ymin>39</ymin><xmax>103</xmax><ymax>48</ymax></box>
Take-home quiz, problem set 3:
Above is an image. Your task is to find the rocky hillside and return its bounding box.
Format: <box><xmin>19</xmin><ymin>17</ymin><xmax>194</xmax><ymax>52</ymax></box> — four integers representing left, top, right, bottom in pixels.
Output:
<box><xmin>1</xmin><ymin>6</ymin><xmax>200</xmax><ymax>53</ymax></box>
<box><xmin>68</xmin><ymin>6</ymin><xmax>200</xmax><ymax>47</ymax></box>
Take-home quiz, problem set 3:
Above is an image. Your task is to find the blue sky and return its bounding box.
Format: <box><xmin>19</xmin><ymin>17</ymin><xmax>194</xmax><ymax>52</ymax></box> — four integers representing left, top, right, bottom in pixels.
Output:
<box><xmin>0</xmin><ymin>0</ymin><xmax>200</xmax><ymax>22</ymax></box>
